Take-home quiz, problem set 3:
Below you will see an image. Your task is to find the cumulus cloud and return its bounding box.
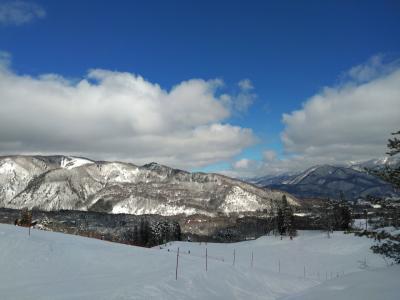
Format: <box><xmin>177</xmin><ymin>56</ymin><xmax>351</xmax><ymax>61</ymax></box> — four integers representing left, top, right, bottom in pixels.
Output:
<box><xmin>233</xmin><ymin>79</ymin><xmax>257</xmax><ymax>113</ymax></box>
<box><xmin>281</xmin><ymin>65</ymin><xmax>400</xmax><ymax>161</ymax></box>
<box><xmin>227</xmin><ymin>56</ymin><xmax>400</xmax><ymax>178</ymax></box>
<box><xmin>0</xmin><ymin>1</ymin><xmax>45</xmax><ymax>25</ymax></box>
<box><xmin>238</xmin><ymin>79</ymin><xmax>254</xmax><ymax>91</ymax></box>
<box><xmin>233</xmin><ymin>158</ymin><xmax>253</xmax><ymax>169</ymax></box>
<box><xmin>263</xmin><ymin>150</ymin><xmax>277</xmax><ymax>162</ymax></box>
<box><xmin>0</xmin><ymin>58</ymin><xmax>256</xmax><ymax>169</ymax></box>
<box><xmin>344</xmin><ymin>54</ymin><xmax>400</xmax><ymax>83</ymax></box>
<box><xmin>0</xmin><ymin>51</ymin><xmax>11</xmax><ymax>68</ymax></box>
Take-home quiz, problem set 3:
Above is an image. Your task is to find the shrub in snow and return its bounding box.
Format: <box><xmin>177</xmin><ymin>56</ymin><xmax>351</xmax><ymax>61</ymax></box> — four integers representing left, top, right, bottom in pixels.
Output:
<box><xmin>371</xmin><ymin>241</ymin><xmax>400</xmax><ymax>264</ymax></box>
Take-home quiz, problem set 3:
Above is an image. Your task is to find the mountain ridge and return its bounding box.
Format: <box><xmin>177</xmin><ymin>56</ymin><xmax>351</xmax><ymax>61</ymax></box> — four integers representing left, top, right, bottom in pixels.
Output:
<box><xmin>250</xmin><ymin>161</ymin><xmax>399</xmax><ymax>201</ymax></box>
<box><xmin>0</xmin><ymin>155</ymin><xmax>298</xmax><ymax>216</ymax></box>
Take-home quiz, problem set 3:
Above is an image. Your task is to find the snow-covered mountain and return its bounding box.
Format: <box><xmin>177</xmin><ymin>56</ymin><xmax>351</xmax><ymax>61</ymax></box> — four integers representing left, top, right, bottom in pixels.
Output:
<box><xmin>251</xmin><ymin>162</ymin><xmax>399</xmax><ymax>201</ymax></box>
<box><xmin>0</xmin><ymin>155</ymin><xmax>298</xmax><ymax>216</ymax></box>
<box><xmin>348</xmin><ymin>156</ymin><xmax>400</xmax><ymax>172</ymax></box>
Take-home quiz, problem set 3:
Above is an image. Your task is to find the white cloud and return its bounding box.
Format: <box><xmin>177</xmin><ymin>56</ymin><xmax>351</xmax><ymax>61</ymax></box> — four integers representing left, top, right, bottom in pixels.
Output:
<box><xmin>281</xmin><ymin>69</ymin><xmax>400</xmax><ymax>160</ymax></box>
<box><xmin>212</xmin><ymin>79</ymin><xmax>256</xmax><ymax>114</ymax></box>
<box><xmin>227</xmin><ymin>56</ymin><xmax>400</xmax><ymax>178</ymax></box>
<box><xmin>0</xmin><ymin>1</ymin><xmax>45</xmax><ymax>26</ymax></box>
<box><xmin>238</xmin><ymin>79</ymin><xmax>254</xmax><ymax>91</ymax></box>
<box><xmin>0</xmin><ymin>58</ymin><xmax>256</xmax><ymax>169</ymax></box>
<box><xmin>0</xmin><ymin>51</ymin><xmax>11</xmax><ymax>70</ymax></box>
<box><xmin>233</xmin><ymin>158</ymin><xmax>252</xmax><ymax>169</ymax></box>
<box><xmin>344</xmin><ymin>54</ymin><xmax>400</xmax><ymax>83</ymax></box>
<box><xmin>263</xmin><ymin>150</ymin><xmax>277</xmax><ymax>162</ymax></box>
<box><xmin>233</xmin><ymin>79</ymin><xmax>256</xmax><ymax>113</ymax></box>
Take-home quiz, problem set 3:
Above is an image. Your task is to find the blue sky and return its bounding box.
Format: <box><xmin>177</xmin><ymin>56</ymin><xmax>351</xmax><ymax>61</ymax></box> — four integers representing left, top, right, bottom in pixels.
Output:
<box><xmin>1</xmin><ymin>0</ymin><xmax>400</xmax><ymax>176</ymax></box>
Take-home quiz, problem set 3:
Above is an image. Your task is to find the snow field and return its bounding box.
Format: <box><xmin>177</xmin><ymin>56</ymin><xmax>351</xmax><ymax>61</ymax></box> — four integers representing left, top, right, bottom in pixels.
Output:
<box><xmin>0</xmin><ymin>224</ymin><xmax>395</xmax><ymax>299</ymax></box>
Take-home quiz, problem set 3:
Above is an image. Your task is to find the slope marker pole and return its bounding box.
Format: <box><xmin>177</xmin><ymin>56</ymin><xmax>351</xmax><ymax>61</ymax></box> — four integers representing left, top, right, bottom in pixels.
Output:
<box><xmin>175</xmin><ymin>247</ymin><xmax>179</xmax><ymax>280</ymax></box>
<box><xmin>278</xmin><ymin>259</ymin><xmax>280</xmax><ymax>273</ymax></box>
<box><xmin>233</xmin><ymin>249</ymin><xmax>236</xmax><ymax>266</ymax></box>
<box><xmin>206</xmin><ymin>247</ymin><xmax>208</xmax><ymax>272</ymax></box>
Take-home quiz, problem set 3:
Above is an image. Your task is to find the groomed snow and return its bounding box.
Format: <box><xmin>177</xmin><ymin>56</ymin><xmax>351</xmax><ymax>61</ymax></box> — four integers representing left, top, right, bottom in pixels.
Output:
<box><xmin>0</xmin><ymin>224</ymin><xmax>397</xmax><ymax>299</ymax></box>
<box><xmin>283</xmin><ymin>265</ymin><xmax>400</xmax><ymax>300</ymax></box>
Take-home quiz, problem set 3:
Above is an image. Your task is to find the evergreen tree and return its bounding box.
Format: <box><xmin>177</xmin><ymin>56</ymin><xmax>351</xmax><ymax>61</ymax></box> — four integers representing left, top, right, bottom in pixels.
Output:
<box><xmin>174</xmin><ymin>223</ymin><xmax>181</xmax><ymax>241</ymax></box>
<box><xmin>323</xmin><ymin>199</ymin><xmax>334</xmax><ymax>238</ymax></box>
<box><xmin>139</xmin><ymin>218</ymin><xmax>150</xmax><ymax>246</ymax></box>
<box><xmin>283</xmin><ymin>202</ymin><xmax>293</xmax><ymax>236</ymax></box>
<box><xmin>277</xmin><ymin>195</ymin><xmax>296</xmax><ymax>237</ymax></box>
<box><xmin>368</xmin><ymin>130</ymin><xmax>400</xmax><ymax>190</ymax></box>
<box><xmin>368</xmin><ymin>130</ymin><xmax>400</xmax><ymax>263</ymax></box>
<box><xmin>20</xmin><ymin>208</ymin><xmax>32</xmax><ymax>227</ymax></box>
<box><xmin>133</xmin><ymin>225</ymin><xmax>139</xmax><ymax>245</ymax></box>
<box><xmin>367</xmin><ymin>130</ymin><xmax>400</xmax><ymax>228</ymax></box>
<box><xmin>334</xmin><ymin>191</ymin><xmax>352</xmax><ymax>230</ymax></box>
<box><xmin>287</xmin><ymin>209</ymin><xmax>296</xmax><ymax>238</ymax></box>
<box><xmin>277</xmin><ymin>207</ymin><xmax>284</xmax><ymax>236</ymax></box>
<box><xmin>340</xmin><ymin>204</ymin><xmax>352</xmax><ymax>230</ymax></box>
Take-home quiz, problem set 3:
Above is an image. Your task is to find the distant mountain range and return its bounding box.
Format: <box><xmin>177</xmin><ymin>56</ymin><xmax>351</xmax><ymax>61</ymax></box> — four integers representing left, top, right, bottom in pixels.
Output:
<box><xmin>0</xmin><ymin>155</ymin><xmax>298</xmax><ymax>216</ymax></box>
<box><xmin>249</xmin><ymin>157</ymin><xmax>400</xmax><ymax>201</ymax></box>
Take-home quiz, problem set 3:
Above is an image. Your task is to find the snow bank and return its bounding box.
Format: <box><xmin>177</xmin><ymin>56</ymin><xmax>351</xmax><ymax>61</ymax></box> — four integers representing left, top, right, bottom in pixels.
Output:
<box><xmin>373</xmin><ymin>226</ymin><xmax>398</xmax><ymax>234</ymax></box>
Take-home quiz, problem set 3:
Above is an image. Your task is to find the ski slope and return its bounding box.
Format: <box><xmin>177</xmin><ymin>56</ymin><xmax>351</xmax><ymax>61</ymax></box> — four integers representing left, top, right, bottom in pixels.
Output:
<box><xmin>283</xmin><ymin>265</ymin><xmax>400</xmax><ymax>300</ymax></box>
<box><xmin>0</xmin><ymin>224</ymin><xmax>397</xmax><ymax>299</ymax></box>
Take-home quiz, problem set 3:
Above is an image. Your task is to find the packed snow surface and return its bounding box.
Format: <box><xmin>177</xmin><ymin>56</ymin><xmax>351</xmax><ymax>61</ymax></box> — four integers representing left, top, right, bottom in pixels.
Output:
<box><xmin>283</xmin><ymin>265</ymin><xmax>400</xmax><ymax>300</ymax></box>
<box><xmin>0</xmin><ymin>224</ymin><xmax>397</xmax><ymax>300</ymax></box>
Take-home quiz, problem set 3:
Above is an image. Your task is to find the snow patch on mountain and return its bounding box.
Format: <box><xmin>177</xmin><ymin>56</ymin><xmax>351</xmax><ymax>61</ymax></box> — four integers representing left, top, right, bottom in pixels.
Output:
<box><xmin>221</xmin><ymin>186</ymin><xmax>262</xmax><ymax>213</ymax></box>
<box><xmin>284</xmin><ymin>165</ymin><xmax>320</xmax><ymax>185</ymax></box>
<box><xmin>112</xmin><ymin>199</ymin><xmax>202</xmax><ymax>216</ymax></box>
<box><xmin>60</xmin><ymin>156</ymin><xmax>94</xmax><ymax>169</ymax></box>
<box><xmin>97</xmin><ymin>162</ymin><xmax>141</xmax><ymax>183</ymax></box>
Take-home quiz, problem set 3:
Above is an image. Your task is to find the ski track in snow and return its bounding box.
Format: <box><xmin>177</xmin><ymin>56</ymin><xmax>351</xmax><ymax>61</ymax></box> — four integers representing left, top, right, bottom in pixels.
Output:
<box><xmin>0</xmin><ymin>224</ymin><xmax>397</xmax><ymax>300</ymax></box>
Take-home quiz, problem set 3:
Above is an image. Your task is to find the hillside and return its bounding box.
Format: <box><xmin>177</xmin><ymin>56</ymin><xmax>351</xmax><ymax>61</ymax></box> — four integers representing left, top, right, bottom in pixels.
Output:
<box><xmin>0</xmin><ymin>224</ymin><xmax>397</xmax><ymax>299</ymax></box>
<box><xmin>0</xmin><ymin>155</ymin><xmax>297</xmax><ymax>216</ymax></box>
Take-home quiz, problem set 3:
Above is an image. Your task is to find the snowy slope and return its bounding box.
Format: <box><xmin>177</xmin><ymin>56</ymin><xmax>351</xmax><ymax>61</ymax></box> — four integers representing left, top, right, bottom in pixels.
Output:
<box><xmin>0</xmin><ymin>224</ymin><xmax>395</xmax><ymax>300</ymax></box>
<box><xmin>283</xmin><ymin>265</ymin><xmax>400</xmax><ymax>300</ymax></box>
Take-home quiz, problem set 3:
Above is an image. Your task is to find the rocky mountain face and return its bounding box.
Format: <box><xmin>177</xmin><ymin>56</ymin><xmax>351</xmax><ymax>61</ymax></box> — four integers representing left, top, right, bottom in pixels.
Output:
<box><xmin>251</xmin><ymin>162</ymin><xmax>399</xmax><ymax>201</ymax></box>
<box><xmin>0</xmin><ymin>155</ymin><xmax>298</xmax><ymax>216</ymax></box>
